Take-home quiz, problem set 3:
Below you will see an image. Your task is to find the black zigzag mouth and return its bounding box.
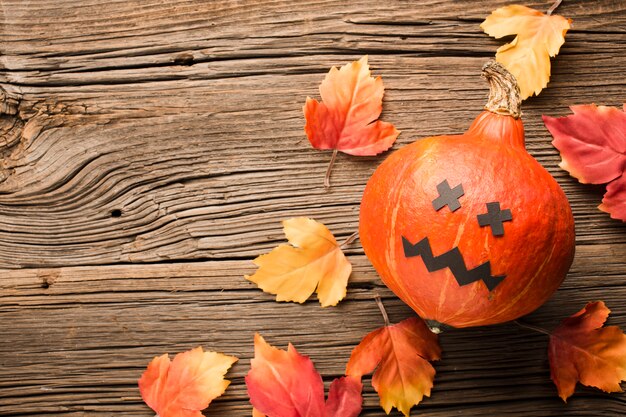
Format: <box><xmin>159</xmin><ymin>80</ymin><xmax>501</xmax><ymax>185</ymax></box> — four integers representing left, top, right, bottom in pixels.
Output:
<box><xmin>402</xmin><ymin>236</ymin><xmax>506</xmax><ymax>291</ymax></box>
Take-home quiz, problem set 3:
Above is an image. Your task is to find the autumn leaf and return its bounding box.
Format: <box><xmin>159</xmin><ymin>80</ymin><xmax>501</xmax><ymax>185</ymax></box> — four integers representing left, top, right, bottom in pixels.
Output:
<box><xmin>245</xmin><ymin>217</ymin><xmax>353</xmax><ymax>307</ymax></box>
<box><xmin>481</xmin><ymin>5</ymin><xmax>571</xmax><ymax>99</ymax></box>
<box><xmin>246</xmin><ymin>334</ymin><xmax>325</xmax><ymax>417</ymax></box>
<box><xmin>246</xmin><ymin>333</ymin><xmax>363</xmax><ymax>417</ymax></box>
<box><xmin>543</xmin><ymin>104</ymin><xmax>626</xmax><ymax>221</ymax></box>
<box><xmin>139</xmin><ymin>347</ymin><xmax>238</xmax><ymax>417</ymax></box>
<box><xmin>303</xmin><ymin>55</ymin><xmax>400</xmax><ymax>186</ymax></box>
<box><xmin>252</xmin><ymin>408</ymin><xmax>266</xmax><ymax>417</ymax></box>
<box><xmin>601</xmin><ymin>175</ymin><xmax>626</xmax><ymax>222</ymax></box>
<box><xmin>549</xmin><ymin>301</ymin><xmax>626</xmax><ymax>401</ymax></box>
<box><xmin>544</xmin><ymin>105</ymin><xmax>626</xmax><ymax>184</ymax></box>
<box><xmin>325</xmin><ymin>376</ymin><xmax>364</xmax><ymax>417</ymax></box>
<box><xmin>346</xmin><ymin>316</ymin><xmax>441</xmax><ymax>416</ymax></box>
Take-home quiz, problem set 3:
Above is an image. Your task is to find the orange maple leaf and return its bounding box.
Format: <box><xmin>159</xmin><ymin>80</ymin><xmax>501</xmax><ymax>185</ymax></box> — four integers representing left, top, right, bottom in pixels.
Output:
<box><xmin>303</xmin><ymin>56</ymin><xmax>399</xmax><ymax>186</ymax></box>
<box><xmin>246</xmin><ymin>333</ymin><xmax>363</xmax><ymax>417</ymax></box>
<box><xmin>138</xmin><ymin>347</ymin><xmax>238</xmax><ymax>417</ymax></box>
<box><xmin>346</xmin><ymin>316</ymin><xmax>441</xmax><ymax>416</ymax></box>
<box><xmin>481</xmin><ymin>5</ymin><xmax>571</xmax><ymax>99</ymax></box>
<box><xmin>549</xmin><ymin>301</ymin><xmax>626</xmax><ymax>401</ymax></box>
<box><xmin>245</xmin><ymin>217</ymin><xmax>352</xmax><ymax>307</ymax></box>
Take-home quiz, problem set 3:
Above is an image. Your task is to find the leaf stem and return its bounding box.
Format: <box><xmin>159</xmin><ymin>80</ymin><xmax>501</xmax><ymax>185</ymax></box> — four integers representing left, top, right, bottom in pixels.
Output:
<box><xmin>375</xmin><ymin>295</ymin><xmax>390</xmax><ymax>327</ymax></box>
<box><xmin>324</xmin><ymin>149</ymin><xmax>338</xmax><ymax>189</ymax></box>
<box><xmin>340</xmin><ymin>231</ymin><xmax>359</xmax><ymax>248</ymax></box>
<box><xmin>547</xmin><ymin>0</ymin><xmax>563</xmax><ymax>15</ymax></box>
<box><xmin>513</xmin><ymin>320</ymin><xmax>551</xmax><ymax>336</ymax></box>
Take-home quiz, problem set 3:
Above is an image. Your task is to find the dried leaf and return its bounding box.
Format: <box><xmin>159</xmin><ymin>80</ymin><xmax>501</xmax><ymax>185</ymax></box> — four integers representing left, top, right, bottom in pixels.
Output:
<box><xmin>252</xmin><ymin>408</ymin><xmax>266</xmax><ymax>417</ymax></box>
<box><xmin>246</xmin><ymin>334</ymin><xmax>362</xmax><ymax>417</ymax></box>
<box><xmin>600</xmin><ymin>175</ymin><xmax>626</xmax><ymax>221</ymax></box>
<box><xmin>481</xmin><ymin>5</ymin><xmax>571</xmax><ymax>99</ymax></box>
<box><xmin>325</xmin><ymin>376</ymin><xmax>363</xmax><ymax>417</ymax></box>
<box><xmin>304</xmin><ymin>56</ymin><xmax>399</xmax><ymax>156</ymax></box>
<box><xmin>139</xmin><ymin>347</ymin><xmax>238</xmax><ymax>417</ymax></box>
<box><xmin>549</xmin><ymin>301</ymin><xmax>626</xmax><ymax>401</ymax></box>
<box><xmin>346</xmin><ymin>317</ymin><xmax>441</xmax><ymax>416</ymax></box>
<box><xmin>245</xmin><ymin>217</ymin><xmax>352</xmax><ymax>307</ymax></box>
<box><xmin>543</xmin><ymin>104</ymin><xmax>626</xmax><ymax>221</ymax></box>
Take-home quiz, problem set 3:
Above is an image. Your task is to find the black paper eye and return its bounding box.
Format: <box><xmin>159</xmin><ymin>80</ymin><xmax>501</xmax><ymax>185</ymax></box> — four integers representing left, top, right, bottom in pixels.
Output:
<box><xmin>432</xmin><ymin>180</ymin><xmax>464</xmax><ymax>212</ymax></box>
<box><xmin>477</xmin><ymin>202</ymin><xmax>512</xmax><ymax>236</ymax></box>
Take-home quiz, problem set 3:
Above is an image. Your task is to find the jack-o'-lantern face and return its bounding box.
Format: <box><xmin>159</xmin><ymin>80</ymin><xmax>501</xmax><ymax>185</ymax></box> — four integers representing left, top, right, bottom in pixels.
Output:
<box><xmin>401</xmin><ymin>179</ymin><xmax>513</xmax><ymax>292</ymax></box>
<box><xmin>359</xmin><ymin>130</ymin><xmax>575</xmax><ymax>328</ymax></box>
<box><xmin>359</xmin><ymin>63</ymin><xmax>575</xmax><ymax>327</ymax></box>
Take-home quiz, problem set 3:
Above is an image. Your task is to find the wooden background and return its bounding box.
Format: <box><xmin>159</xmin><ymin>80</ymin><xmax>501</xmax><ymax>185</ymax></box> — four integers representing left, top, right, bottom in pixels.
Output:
<box><xmin>1</xmin><ymin>0</ymin><xmax>625</xmax><ymax>415</ymax></box>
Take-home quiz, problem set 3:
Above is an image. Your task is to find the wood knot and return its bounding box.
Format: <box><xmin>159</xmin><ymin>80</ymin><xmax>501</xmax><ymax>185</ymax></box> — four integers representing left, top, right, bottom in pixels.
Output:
<box><xmin>38</xmin><ymin>270</ymin><xmax>60</xmax><ymax>289</ymax></box>
<box><xmin>0</xmin><ymin>87</ymin><xmax>22</xmax><ymax>116</ymax></box>
<box><xmin>0</xmin><ymin>87</ymin><xmax>25</xmax><ymax>169</ymax></box>
<box><xmin>173</xmin><ymin>53</ymin><xmax>194</xmax><ymax>66</ymax></box>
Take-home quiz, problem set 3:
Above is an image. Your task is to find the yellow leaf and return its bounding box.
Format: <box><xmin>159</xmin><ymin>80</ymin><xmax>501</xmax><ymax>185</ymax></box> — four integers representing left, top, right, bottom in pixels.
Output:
<box><xmin>481</xmin><ymin>5</ymin><xmax>571</xmax><ymax>99</ymax></box>
<box><xmin>246</xmin><ymin>217</ymin><xmax>352</xmax><ymax>307</ymax></box>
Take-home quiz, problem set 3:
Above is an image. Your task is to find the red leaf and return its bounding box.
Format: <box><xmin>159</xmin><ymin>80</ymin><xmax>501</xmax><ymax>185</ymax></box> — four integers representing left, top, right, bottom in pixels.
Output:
<box><xmin>252</xmin><ymin>408</ymin><xmax>266</xmax><ymax>417</ymax></box>
<box><xmin>138</xmin><ymin>347</ymin><xmax>238</xmax><ymax>417</ymax></box>
<box><xmin>303</xmin><ymin>56</ymin><xmax>399</xmax><ymax>156</ymax></box>
<box><xmin>549</xmin><ymin>301</ymin><xmax>626</xmax><ymax>401</ymax></box>
<box><xmin>543</xmin><ymin>105</ymin><xmax>626</xmax><ymax>184</ymax></box>
<box><xmin>325</xmin><ymin>376</ymin><xmax>363</xmax><ymax>417</ymax></box>
<box><xmin>346</xmin><ymin>317</ymin><xmax>441</xmax><ymax>416</ymax></box>
<box><xmin>246</xmin><ymin>334</ymin><xmax>363</xmax><ymax>417</ymax></box>
<box><xmin>599</xmin><ymin>174</ymin><xmax>626</xmax><ymax>221</ymax></box>
<box><xmin>543</xmin><ymin>104</ymin><xmax>626</xmax><ymax>221</ymax></box>
<box><xmin>246</xmin><ymin>334</ymin><xmax>325</xmax><ymax>417</ymax></box>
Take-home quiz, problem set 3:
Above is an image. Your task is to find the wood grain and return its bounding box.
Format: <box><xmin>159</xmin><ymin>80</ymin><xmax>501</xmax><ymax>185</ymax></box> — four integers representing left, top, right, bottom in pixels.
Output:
<box><xmin>1</xmin><ymin>246</ymin><xmax>625</xmax><ymax>416</ymax></box>
<box><xmin>0</xmin><ymin>0</ymin><xmax>625</xmax><ymax>415</ymax></box>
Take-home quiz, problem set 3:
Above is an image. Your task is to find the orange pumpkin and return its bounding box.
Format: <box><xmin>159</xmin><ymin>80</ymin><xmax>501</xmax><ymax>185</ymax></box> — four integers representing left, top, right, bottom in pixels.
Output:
<box><xmin>359</xmin><ymin>62</ymin><xmax>575</xmax><ymax>328</ymax></box>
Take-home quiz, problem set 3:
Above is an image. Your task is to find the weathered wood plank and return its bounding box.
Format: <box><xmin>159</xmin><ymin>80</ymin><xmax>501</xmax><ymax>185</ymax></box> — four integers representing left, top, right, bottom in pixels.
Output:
<box><xmin>2</xmin><ymin>243</ymin><xmax>625</xmax><ymax>299</ymax></box>
<box><xmin>0</xmin><ymin>53</ymin><xmax>624</xmax><ymax>268</ymax></box>
<box><xmin>1</xmin><ymin>0</ymin><xmax>625</xmax><ymax>415</ymax></box>
<box><xmin>1</xmin><ymin>0</ymin><xmax>624</xmax><ymax>78</ymax></box>
<box><xmin>0</xmin><ymin>249</ymin><xmax>625</xmax><ymax>416</ymax></box>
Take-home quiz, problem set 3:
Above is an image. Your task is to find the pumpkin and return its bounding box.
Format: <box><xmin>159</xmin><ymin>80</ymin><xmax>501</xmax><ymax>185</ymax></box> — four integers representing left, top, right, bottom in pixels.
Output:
<box><xmin>359</xmin><ymin>61</ymin><xmax>575</xmax><ymax>328</ymax></box>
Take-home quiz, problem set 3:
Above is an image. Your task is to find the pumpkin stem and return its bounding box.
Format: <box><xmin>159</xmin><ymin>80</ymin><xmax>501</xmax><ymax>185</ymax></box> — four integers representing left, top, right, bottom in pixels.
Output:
<box><xmin>374</xmin><ymin>295</ymin><xmax>391</xmax><ymax>327</ymax></box>
<box><xmin>482</xmin><ymin>60</ymin><xmax>522</xmax><ymax>119</ymax></box>
<box><xmin>324</xmin><ymin>149</ymin><xmax>338</xmax><ymax>188</ymax></box>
